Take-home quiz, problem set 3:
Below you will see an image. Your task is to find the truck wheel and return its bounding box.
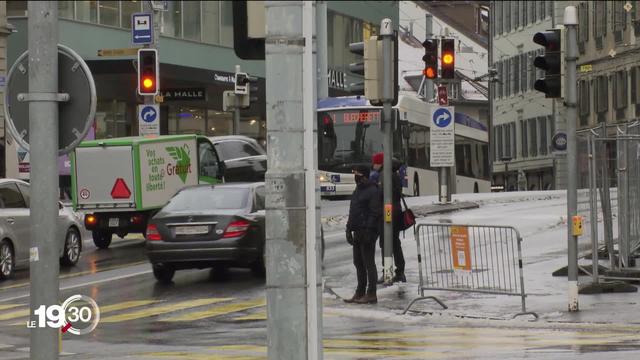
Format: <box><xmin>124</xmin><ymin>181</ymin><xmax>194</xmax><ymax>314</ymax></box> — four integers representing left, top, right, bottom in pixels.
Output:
<box><xmin>92</xmin><ymin>231</ymin><xmax>112</xmax><ymax>249</ymax></box>
<box><xmin>0</xmin><ymin>240</ymin><xmax>15</xmax><ymax>280</ymax></box>
<box><xmin>153</xmin><ymin>264</ymin><xmax>175</xmax><ymax>284</ymax></box>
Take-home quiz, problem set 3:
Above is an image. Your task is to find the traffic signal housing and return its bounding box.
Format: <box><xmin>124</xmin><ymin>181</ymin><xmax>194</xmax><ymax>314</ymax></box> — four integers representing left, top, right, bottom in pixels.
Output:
<box><xmin>441</xmin><ymin>39</ymin><xmax>455</xmax><ymax>79</ymax></box>
<box><xmin>533</xmin><ymin>29</ymin><xmax>562</xmax><ymax>98</ymax></box>
<box><xmin>348</xmin><ymin>36</ymin><xmax>381</xmax><ymax>100</ymax></box>
<box><xmin>137</xmin><ymin>49</ymin><xmax>159</xmax><ymax>96</ymax></box>
<box><xmin>422</xmin><ymin>39</ymin><xmax>438</xmax><ymax>80</ymax></box>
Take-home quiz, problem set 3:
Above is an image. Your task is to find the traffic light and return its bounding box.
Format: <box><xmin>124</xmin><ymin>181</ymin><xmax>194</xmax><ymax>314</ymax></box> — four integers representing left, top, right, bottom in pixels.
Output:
<box><xmin>233</xmin><ymin>71</ymin><xmax>258</xmax><ymax>108</ymax></box>
<box><xmin>137</xmin><ymin>49</ymin><xmax>158</xmax><ymax>96</ymax></box>
<box><xmin>348</xmin><ymin>37</ymin><xmax>382</xmax><ymax>100</ymax></box>
<box><xmin>441</xmin><ymin>39</ymin><xmax>455</xmax><ymax>79</ymax></box>
<box><xmin>235</xmin><ymin>72</ymin><xmax>249</xmax><ymax>95</ymax></box>
<box><xmin>422</xmin><ymin>39</ymin><xmax>438</xmax><ymax>80</ymax></box>
<box><xmin>533</xmin><ymin>29</ymin><xmax>562</xmax><ymax>98</ymax></box>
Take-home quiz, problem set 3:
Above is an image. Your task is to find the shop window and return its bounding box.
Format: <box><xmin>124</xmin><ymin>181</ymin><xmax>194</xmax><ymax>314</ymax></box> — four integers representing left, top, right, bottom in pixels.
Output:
<box><xmin>121</xmin><ymin>1</ymin><xmax>142</xmax><ymax>29</ymax></box>
<box><xmin>162</xmin><ymin>0</ymin><xmax>182</xmax><ymax>38</ymax></box>
<box><xmin>76</xmin><ymin>1</ymin><xmax>98</xmax><ymax>23</ymax></box>
<box><xmin>183</xmin><ymin>1</ymin><xmax>201</xmax><ymax>41</ymax></box>
<box><xmin>207</xmin><ymin>110</ymin><xmax>233</xmax><ymax>136</ymax></box>
<box><xmin>7</xmin><ymin>1</ymin><xmax>27</xmax><ymax>17</ymax></box>
<box><xmin>98</xmin><ymin>1</ymin><xmax>119</xmax><ymax>27</ymax></box>
<box><xmin>169</xmin><ymin>107</ymin><xmax>206</xmax><ymax>135</ymax></box>
<box><xmin>202</xmin><ymin>1</ymin><xmax>221</xmax><ymax>44</ymax></box>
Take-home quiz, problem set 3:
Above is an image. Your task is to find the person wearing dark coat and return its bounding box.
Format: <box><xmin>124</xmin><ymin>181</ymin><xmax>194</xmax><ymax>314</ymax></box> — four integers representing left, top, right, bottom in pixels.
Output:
<box><xmin>371</xmin><ymin>152</ymin><xmax>406</xmax><ymax>283</ymax></box>
<box><xmin>344</xmin><ymin>165</ymin><xmax>382</xmax><ymax>304</ymax></box>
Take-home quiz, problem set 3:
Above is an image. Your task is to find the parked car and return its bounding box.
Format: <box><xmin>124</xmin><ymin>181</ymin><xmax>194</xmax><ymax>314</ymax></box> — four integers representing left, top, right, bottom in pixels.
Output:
<box><xmin>210</xmin><ymin>136</ymin><xmax>267</xmax><ymax>182</ymax></box>
<box><xmin>0</xmin><ymin>179</ymin><xmax>83</xmax><ymax>280</ymax></box>
<box><xmin>145</xmin><ymin>182</ymin><xmax>266</xmax><ymax>283</ymax></box>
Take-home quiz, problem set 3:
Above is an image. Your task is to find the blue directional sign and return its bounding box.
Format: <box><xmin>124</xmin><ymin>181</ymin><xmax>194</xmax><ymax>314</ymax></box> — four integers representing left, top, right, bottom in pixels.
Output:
<box><xmin>132</xmin><ymin>13</ymin><xmax>153</xmax><ymax>45</ymax></box>
<box><xmin>141</xmin><ymin>106</ymin><xmax>157</xmax><ymax>123</ymax></box>
<box><xmin>433</xmin><ymin>107</ymin><xmax>453</xmax><ymax>128</ymax></box>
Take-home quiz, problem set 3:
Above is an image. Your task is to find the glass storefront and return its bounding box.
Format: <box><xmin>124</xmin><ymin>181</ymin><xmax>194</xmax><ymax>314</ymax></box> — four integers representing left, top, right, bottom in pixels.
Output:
<box><xmin>166</xmin><ymin>105</ymin><xmax>265</xmax><ymax>140</ymax></box>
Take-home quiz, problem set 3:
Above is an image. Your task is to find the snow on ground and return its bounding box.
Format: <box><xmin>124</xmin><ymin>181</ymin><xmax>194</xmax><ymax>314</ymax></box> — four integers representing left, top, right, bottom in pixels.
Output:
<box><xmin>323</xmin><ymin>190</ymin><xmax>640</xmax><ymax>326</ymax></box>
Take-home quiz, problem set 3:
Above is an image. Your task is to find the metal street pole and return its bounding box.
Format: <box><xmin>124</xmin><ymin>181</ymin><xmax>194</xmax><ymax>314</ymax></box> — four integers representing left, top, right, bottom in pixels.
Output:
<box><xmin>265</xmin><ymin>1</ymin><xmax>321</xmax><ymax>359</ymax></box>
<box><xmin>381</xmin><ymin>18</ymin><xmax>394</xmax><ymax>285</ymax></box>
<box><xmin>28</xmin><ymin>2</ymin><xmax>60</xmax><ymax>359</ymax></box>
<box><xmin>564</xmin><ymin>6</ymin><xmax>579</xmax><ymax>312</ymax></box>
<box><xmin>143</xmin><ymin>1</ymin><xmax>160</xmax><ymax>128</ymax></box>
<box><xmin>317</xmin><ymin>1</ymin><xmax>328</xmax><ymax>99</ymax></box>
<box><xmin>234</xmin><ymin>64</ymin><xmax>241</xmax><ymax>135</ymax></box>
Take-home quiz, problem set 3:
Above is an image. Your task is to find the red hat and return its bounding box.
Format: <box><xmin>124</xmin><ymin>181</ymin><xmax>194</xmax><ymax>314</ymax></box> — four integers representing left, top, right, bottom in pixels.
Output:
<box><xmin>372</xmin><ymin>152</ymin><xmax>384</xmax><ymax>165</ymax></box>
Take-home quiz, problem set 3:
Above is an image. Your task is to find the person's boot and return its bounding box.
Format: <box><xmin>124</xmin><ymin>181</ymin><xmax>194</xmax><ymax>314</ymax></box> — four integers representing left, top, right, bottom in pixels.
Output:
<box><xmin>354</xmin><ymin>292</ymin><xmax>377</xmax><ymax>304</ymax></box>
<box><xmin>343</xmin><ymin>291</ymin><xmax>365</xmax><ymax>303</ymax></box>
<box><xmin>393</xmin><ymin>272</ymin><xmax>406</xmax><ymax>283</ymax></box>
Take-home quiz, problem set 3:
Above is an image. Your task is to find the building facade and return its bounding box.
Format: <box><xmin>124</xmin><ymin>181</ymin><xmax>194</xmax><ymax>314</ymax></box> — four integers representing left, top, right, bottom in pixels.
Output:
<box><xmin>4</xmin><ymin>0</ymin><xmax>398</xmax><ymax>181</ymax></box>
<box><xmin>490</xmin><ymin>1</ymin><xmax>568</xmax><ymax>191</ymax></box>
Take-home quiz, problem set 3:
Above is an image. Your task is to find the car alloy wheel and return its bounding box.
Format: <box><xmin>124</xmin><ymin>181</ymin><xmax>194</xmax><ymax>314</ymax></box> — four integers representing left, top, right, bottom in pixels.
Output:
<box><xmin>0</xmin><ymin>241</ymin><xmax>14</xmax><ymax>279</ymax></box>
<box><xmin>61</xmin><ymin>228</ymin><xmax>81</xmax><ymax>266</ymax></box>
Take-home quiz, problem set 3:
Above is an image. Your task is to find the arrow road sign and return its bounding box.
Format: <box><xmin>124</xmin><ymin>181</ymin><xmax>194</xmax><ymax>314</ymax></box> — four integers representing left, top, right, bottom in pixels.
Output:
<box><xmin>138</xmin><ymin>104</ymin><xmax>159</xmax><ymax>136</ymax></box>
<box><xmin>132</xmin><ymin>13</ymin><xmax>153</xmax><ymax>45</ymax></box>
<box><xmin>433</xmin><ymin>107</ymin><xmax>452</xmax><ymax>128</ymax></box>
<box><xmin>141</xmin><ymin>106</ymin><xmax>157</xmax><ymax>123</ymax></box>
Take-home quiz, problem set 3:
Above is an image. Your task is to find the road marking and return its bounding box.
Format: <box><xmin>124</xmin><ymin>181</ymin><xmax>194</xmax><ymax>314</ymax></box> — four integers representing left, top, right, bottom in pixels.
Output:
<box><xmin>0</xmin><ymin>308</ymin><xmax>28</xmax><ymax>321</ymax></box>
<box><xmin>233</xmin><ymin>309</ymin><xmax>339</xmax><ymax>322</ymax></box>
<box><xmin>143</xmin><ymin>352</ymin><xmax>264</xmax><ymax>360</ymax></box>
<box><xmin>0</xmin><ymin>304</ymin><xmax>22</xmax><ymax>311</ymax></box>
<box><xmin>0</xmin><ymin>268</ymin><xmax>152</xmax><ymax>303</ymax></box>
<box><xmin>101</xmin><ymin>298</ymin><xmax>231</xmax><ymax>323</ymax></box>
<box><xmin>0</xmin><ymin>261</ymin><xmax>148</xmax><ymax>291</ymax></box>
<box><xmin>164</xmin><ymin>298</ymin><xmax>265</xmax><ymax>322</ymax></box>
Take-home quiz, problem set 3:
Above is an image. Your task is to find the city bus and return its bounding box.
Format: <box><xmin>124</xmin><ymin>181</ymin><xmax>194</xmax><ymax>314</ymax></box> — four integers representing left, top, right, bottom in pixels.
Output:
<box><xmin>317</xmin><ymin>95</ymin><xmax>490</xmax><ymax>197</ymax></box>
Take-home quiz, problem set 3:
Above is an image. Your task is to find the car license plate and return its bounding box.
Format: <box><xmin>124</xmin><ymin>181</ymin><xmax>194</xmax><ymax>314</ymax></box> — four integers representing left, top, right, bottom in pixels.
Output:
<box><xmin>108</xmin><ymin>218</ymin><xmax>119</xmax><ymax>227</ymax></box>
<box><xmin>175</xmin><ymin>225</ymin><xmax>209</xmax><ymax>235</ymax></box>
<box><xmin>321</xmin><ymin>185</ymin><xmax>336</xmax><ymax>193</ymax></box>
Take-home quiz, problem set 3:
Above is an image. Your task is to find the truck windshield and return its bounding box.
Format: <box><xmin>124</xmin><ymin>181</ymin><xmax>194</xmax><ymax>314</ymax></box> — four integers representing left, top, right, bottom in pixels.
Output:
<box><xmin>164</xmin><ymin>187</ymin><xmax>249</xmax><ymax>211</ymax></box>
<box><xmin>317</xmin><ymin>109</ymin><xmax>383</xmax><ymax>173</ymax></box>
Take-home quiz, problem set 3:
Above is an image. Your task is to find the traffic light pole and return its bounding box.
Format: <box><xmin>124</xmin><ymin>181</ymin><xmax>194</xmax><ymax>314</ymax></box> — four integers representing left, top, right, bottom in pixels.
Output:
<box><xmin>564</xmin><ymin>6</ymin><xmax>579</xmax><ymax>312</ymax></box>
<box><xmin>143</xmin><ymin>2</ymin><xmax>159</xmax><ymax>111</ymax></box>
<box><xmin>28</xmin><ymin>2</ymin><xmax>60</xmax><ymax>359</ymax></box>
<box><xmin>381</xmin><ymin>19</ymin><xmax>394</xmax><ymax>285</ymax></box>
<box><xmin>234</xmin><ymin>65</ymin><xmax>242</xmax><ymax>135</ymax></box>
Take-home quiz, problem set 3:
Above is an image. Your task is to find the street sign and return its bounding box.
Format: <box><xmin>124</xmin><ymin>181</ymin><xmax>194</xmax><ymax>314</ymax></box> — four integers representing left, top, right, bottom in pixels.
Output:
<box><xmin>437</xmin><ymin>85</ymin><xmax>448</xmax><ymax>105</ymax></box>
<box><xmin>97</xmin><ymin>48</ymin><xmax>140</xmax><ymax>57</ymax></box>
<box><xmin>132</xmin><ymin>13</ymin><xmax>153</xmax><ymax>45</ymax></box>
<box><xmin>138</xmin><ymin>104</ymin><xmax>160</xmax><ymax>137</ymax></box>
<box><xmin>429</xmin><ymin>106</ymin><xmax>455</xmax><ymax>167</ymax></box>
<box><xmin>552</xmin><ymin>131</ymin><xmax>568</xmax><ymax>152</ymax></box>
<box><xmin>4</xmin><ymin>44</ymin><xmax>97</xmax><ymax>155</ymax></box>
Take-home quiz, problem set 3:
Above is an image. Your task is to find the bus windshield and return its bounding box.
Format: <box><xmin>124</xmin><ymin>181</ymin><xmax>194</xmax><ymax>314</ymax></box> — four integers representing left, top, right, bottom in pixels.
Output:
<box><xmin>318</xmin><ymin>109</ymin><xmax>383</xmax><ymax>172</ymax></box>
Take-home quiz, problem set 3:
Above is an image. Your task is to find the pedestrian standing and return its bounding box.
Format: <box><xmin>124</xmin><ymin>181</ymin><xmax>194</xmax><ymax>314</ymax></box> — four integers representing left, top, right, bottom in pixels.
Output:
<box><xmin>371</xmin><ymin>152</ymin><xmax>406</xmax><ymax>283</ymax></box>
<box><xmin>344</xmin><ymin>165</ymin><xmax>381</xmax><ymax>304</ymax></box>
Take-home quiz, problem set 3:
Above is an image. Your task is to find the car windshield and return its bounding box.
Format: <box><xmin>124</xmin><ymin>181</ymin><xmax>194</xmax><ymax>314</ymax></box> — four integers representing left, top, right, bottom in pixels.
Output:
<box><xmin>164</xmin><ymin>187</ymin><xmax>249</xmax><ymax>211</ymax></box>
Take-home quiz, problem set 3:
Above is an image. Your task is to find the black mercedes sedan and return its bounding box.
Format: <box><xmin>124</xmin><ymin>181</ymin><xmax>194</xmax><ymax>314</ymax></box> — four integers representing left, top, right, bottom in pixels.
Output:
<box><xmin>145</xmin><ymin>182</ymin><xmax>265</xmax><ymax>283</ymax></box>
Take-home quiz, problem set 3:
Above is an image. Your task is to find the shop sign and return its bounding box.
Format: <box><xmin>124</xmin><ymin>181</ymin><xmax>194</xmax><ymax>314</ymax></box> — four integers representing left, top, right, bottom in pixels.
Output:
<box><xmin>160</xmin><ymin>88</ymin><xmax>206</xmax><ymax>101</ymax></box>
<box><xmin>213</xmin><ymin>72</ymin><xmax>235</xmax><ymax>84</ymax></box>
<box><xmin>328</xmin><ymin>69</ymin><xmax>346</xmax><ymax>90</ymax></box>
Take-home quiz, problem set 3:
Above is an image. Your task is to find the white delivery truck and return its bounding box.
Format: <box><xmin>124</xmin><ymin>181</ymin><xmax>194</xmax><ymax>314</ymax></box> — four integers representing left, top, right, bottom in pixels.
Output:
<box><xmin>71</xmin><ymin>135</ymin><xmax>225</xmax><ymax>249</ymax></box>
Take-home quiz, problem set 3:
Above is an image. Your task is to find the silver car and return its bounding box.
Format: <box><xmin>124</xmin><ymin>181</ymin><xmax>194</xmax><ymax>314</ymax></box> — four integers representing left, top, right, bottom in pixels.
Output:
<box><xmin>0</xmin><ymin>179</ymin><xmax>83</xmax><ymax>280</ymax></box>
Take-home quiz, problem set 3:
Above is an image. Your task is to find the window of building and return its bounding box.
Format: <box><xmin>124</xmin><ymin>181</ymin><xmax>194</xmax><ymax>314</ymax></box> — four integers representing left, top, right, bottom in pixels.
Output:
<box><xmin>512</xmin><ymin>56</ymin><xmax>519</xmax><ymax>95</ymax></box>
<box><xmin>202</xmin><ymin>1</ymin><xmax>221</xmax><ymax>44</ymax></box>
<box><xmin>594</xmin><ymin>76</ymin><xmax>608</xmax><ymax>123</ymax></box>
<box><xmin>505</xmin><ymin>124</ymin><xmax>512</xmax><ymax>158</ymax></box>
<box><xmin>495</xmin><ymin>2</ymin><xmax>502</xmax><ymax>35</ymax></box>
<box><xmin>76</xmin><ymin>1</ymin><xmax>98</xmax><ymax>23</ymax></box>
<box><xmin>220</xmin><ymin>1</ymin><xmax>234</xmax><ymax>47</ymax></box>
<box><xmin>529</xmin><ymin>119</ymin><xmax>538</xmax><ymax>157</ymax></box>
<box><xmin>59</xmin><ymin>1</ymin><xmax>74</xmax><ymax>19</ymax></box>
<box><xmin>633</xmin><ymin>1</ymin><xmax>640</xmax><ymax>36</ymax></box>
<box><xmin>528</xmin><ymin>51</ymin><xmax>535</xmax><ymax>90</ymax></box>
<box><xmin>579</xmin><ymin>80</ymin><xmax>590</xmax><ymax>126</ymax></box>
<box><xmin>594</xmin><ymin>1</ymin><xmax>607</xmax><ymax>49</ymax></box>
<box><xmin>521</xmin><ymin>120</ymin><xmax>528</xmax><ymax>158</ymax></box>
<box><xmin>7</xmin><ymin>1</ymin><xmax>27</xmax><ymax>17</ymax></box>
<box><xmin>121</xmin><ymin>1</ymin><xmax>142</xmax><ymax>29</ymax></box>
<box><xmin>548</xmin><ymin>116</ymin><xmax>555</xmax><ymax>154</ymax></box>
<box><xmin>162</xmin><ymin>0</ymin><xmax>182</xmax><ymax>38</ymax></box>
<box><xmin>207</xmin><ymin>110</ymin><xmax>234</xmax><ymax>136</ymax></box>
<box><xmin>546</xmin><ymin>0</ymin><xmax>552</xmax><ymax>17</ymax></box>
<box><xmin>522</xmin><ymin>2</ymin><xmax>527</xmax><ymax>27</ymax></box>
<box><xmin>539</xmin><ymin>117</ymin><xmax>547</xmax><ymax>156</ymax></box>
<box><xmin>613</xmin><ymin>70</ymin><xmax>628</xmax><ymax>121</ymax></box>
<box><xmin>510</xmin><ymin>123</ymin><xmax>516</xmax><ymax>158</ymax></box>
<box><xmin>497</xmin><ymin>125</ymin><xmax>503</xmax><ymax>160</ymax></box>
<box><xmin>505</xmin><ymin>58</ymin><xmax>511</xmax><ymax>96</ymax></box>
<box><xmin>532</xmin><ymin>1</ymin><xmax>538</xmax><ymax>23</ymax></box>
<box><xmin>539</xmin><ymin>1</ymin><xmax>546</xmax><ymax>20</ymax></box>
<box><xmin>520</xmin><ymin>53</ymin><xmax>528</xmax><ymax>93</ymax></box>
<box><xmin>95</xmin><ymin>100</ymin><xmax>128</xmax><ymax>139</ymax></box>
<box><xmin>578</xmin><ymin>2</ymin><xmax>589</xmax><ymax>53</ymax></box>
<box><xmin>613</xmin><ymin>1</ymin><xmax>626</xmax><ymax>43</ymax></box>
<box><xmin>496</xmin><ymin>61</ymin><xmax>503</xmax><ymax>98</ymax></box>
<box><xmin>98</xmin><ymin>1</ymin><xmax>119</xmax><ymax>27</ymax></box>
<box><xmin>504</xmin><ymin>1</ymin><xmax>511</xmax><ymax>32</ymax></box>
<box><xmin>513</xmin><ymin>1</ymin><xmax>520</xmax><ymax>29</ymax></box>
<box><xmin>182</xmin><ymin>1</ymin><xmax>201</xmax><ymax>41</ymax></box>
<box><xmin>169</xmin><ymin>106</ymin><xmax>206</xmax><ymax>135</ymax></box>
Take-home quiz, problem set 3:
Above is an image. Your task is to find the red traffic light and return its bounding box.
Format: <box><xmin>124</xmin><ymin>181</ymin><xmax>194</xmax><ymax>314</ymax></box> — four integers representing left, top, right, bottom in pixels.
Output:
<box><xmin>423</xmin><ymin>67</ymin><xmax>436</xmax><ymax>79</ymax></box>
<box><xmin>142</xmin><ymin>77</ymin><xmax>154</xmax><ymax>89</ymax></box>
<box><xmin>422</xmin><ymin>39</ymin><xmax>438</xmax><ymax>80</ymax></box>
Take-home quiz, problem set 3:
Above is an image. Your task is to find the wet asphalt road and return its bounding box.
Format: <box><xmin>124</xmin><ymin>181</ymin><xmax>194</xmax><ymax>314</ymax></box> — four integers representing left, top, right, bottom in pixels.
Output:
<box><xmin>1</xmin><ymin>220</ymin><xmax>640</xmax><ymax>358</ymax></box>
